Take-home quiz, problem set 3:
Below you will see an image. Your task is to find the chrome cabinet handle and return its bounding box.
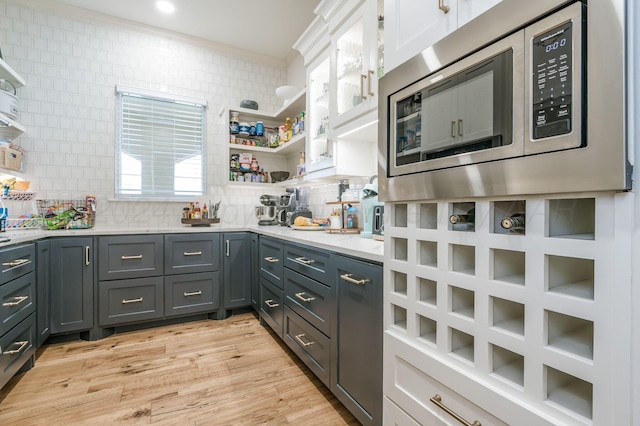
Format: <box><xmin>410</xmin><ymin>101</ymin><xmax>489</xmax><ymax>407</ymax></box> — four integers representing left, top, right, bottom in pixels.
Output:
<box><xmin>184</xmin><ymin>290</ymin><xmax>202</xmax><ymax>297</ymax></box>
<box><xmin>226</xmin><ymin>240</ymin><xmax>230</xmax><ymax>257</ymax></box>
<box><xmin>264</xmin><ymin>299</ymin><xmax>279</xmax><ymax>308</ymax></box>
<box><xmin>340</xmin><ymin>273</ymin><xmax>370</xmax><ymax>286</ymax></box>
<box><xmin>360</xmin><ymin>74</ymin><xmax>367</xmax><ymax>100</ymax></box>
<box><xmin>183</xmin><ymin>251</ymin><xmax>202</xmax><ymax>256</ymax></box>
<box><xmin>264</xmin><ymin>256</ymin><xmax>279</xmax><ymax>263</ymax></box>
<box><xmin>2</xmin><ymin>295</ymin><xmax>29</xmax><ymax>307</ymax></box>
<box><xmin>430</xmin><ymin>394</ymin><xmax>481</xmax><ymax>426</ymax></box>
<box><xmin>121</xmin><ymin>297</ymin><xmax>143</xmax><ymax>304</ymax></box>
<box><xmin>438</xmin><ymin>0</ymin><xmax>450</xmax><ymax>13</ymax></box>
<box><xmin>294</xmin><ymin>333</ymin><xmax>315</xmax><ymax>347</ymax></box>
<box><xmin>368</xmin><ymin>69</ymin><xmax>375</xmax><ymax>96</ymax></box>
<box><xmin>2</xmin><ymin>340</ymin><xmax>28</xmax><ymax>356</ymax></box>
<box><xmin>451</xmin><ymin>121</ymin><xmax>456</xmax><ymax>138</ymax></box>
<box><xmin>2</xmin><ymin>258</ymin><xmax>29</xmax><ymax>268</ymax></box>
<box><xmin>85</xmin><ymin>246</ymin><xmax>90</xmax><ymax>266</ymax></box>
<box><xmin>294</xmin><ymin>292</ymin><xmax>315</xmax><ymax>303</ymax></box>
<box><xmin>121</xmin><ymin>255</ymin><xmax>143</xmax><ymax>260</ymax></box>
<box><xmin>294</xmin><ymin>256</ymin><xmax>314</xmax><ymax>265</ymax></box>
<box><xmin>458</xmin><ymin>119</ymin><xmax>463</xmax><ymax>136</ymax></box>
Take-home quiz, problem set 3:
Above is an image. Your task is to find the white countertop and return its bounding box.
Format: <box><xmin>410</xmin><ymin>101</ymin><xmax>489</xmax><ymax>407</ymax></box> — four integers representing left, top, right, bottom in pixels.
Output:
<box><xmin>0</xmin><ymin>224</ymin><xmax>384</xmax><ymax>263</ymax></box>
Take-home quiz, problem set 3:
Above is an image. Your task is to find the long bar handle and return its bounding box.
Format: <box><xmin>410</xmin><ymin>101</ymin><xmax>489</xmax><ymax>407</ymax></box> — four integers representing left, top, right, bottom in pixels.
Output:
<box><xmin>226</xmin><ymin>240</ymin><xmax>230</xmax><ymax>257</ymax></box>
<box><xmin>340</xmin><ymin>273</ymin><xmax>370</xmax><ymax>286</ymax></box>
<box><xmin>368</xmin><ymin>69</ymin><xmax>375</xmax><ymax>96</ymax></box>
<box><xmin>294</xmin><ymin>333</ymin><xmax>315</xmax><ymax>347</ymax></box>
<box><xmin>121</xmin><ymin>297</ymin><xmax>143</xmax><ymax>304</ymax></box>
<box><xmin>85</xmin><ymin>246</ymin><xmax>90</xmax><ymax>266</ymax></box>
<box><xmin>184</xmin><ymin>290</ymin><xmax>202</xmax><ymax>297</ymax></box>
<box><xmin>360</xmin><ymin>74</ymin><xmax>367</xmax><ymax>100</ymax></box>
<box><xmin>451</xmin><ymin>121</ymin><xmax>456</xmax><ymax>138</ymax></box>
<box><xmin>121</xmin><ymin>255</ymin><xmax>143</xmax><ymax>260</ymax></box>
<box><xmin>2</xmin><ymin>340</ymin><xmax>28</xmax><ymax>356</ymax></box>
<box><xmin>294</xmin><ymin>256</ymin><xmax>314</xmax><ymax>265</ymax></box>
<box><xmin>430</xmin><ymin>394</ymin><xmax>481</xmax><ymax>426</ymax></box>
<box><xmin>264</xmin><ymin>257</ymin><xmax>279</xmax><ymax>263</ymax></box>
<box><xmin>295</xmin><ymin>292</ymin><xmax>315</xmax><ymax>303</ymax></box>
<box><xmin>458</xmin><ymin>119</ymin><xmax>463</xmax><ymax>136</ymax></box>
<box><xmin>264</xmin><ymin>299</ymin><xmax>279</xmax><ymax>308</ymax></box>
<box><xmin>2</xmin><ymin>258</ymin><xmax>29</xmax><ymax>268</ymax></box>
<box><xmin>438</xmin><ymin>0</ymin><xmax>450</xmax><ymax>13</ymax></box>
<box><xmin>2</xmin><ymin>295</ymin><xmax>29</xmax><ymax>307</ymax></box>
<box><xmin>183</xmin><ymin>251</ymin><xmax>202</xmax><ymax>256</ymax></box>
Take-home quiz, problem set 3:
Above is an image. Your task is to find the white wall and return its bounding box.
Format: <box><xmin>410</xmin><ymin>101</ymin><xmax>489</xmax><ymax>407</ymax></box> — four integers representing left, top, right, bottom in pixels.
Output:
<box><xmin>0</xmin><ymin>0</ymin><xmax>297</xmax><ymax>229</ymax></box>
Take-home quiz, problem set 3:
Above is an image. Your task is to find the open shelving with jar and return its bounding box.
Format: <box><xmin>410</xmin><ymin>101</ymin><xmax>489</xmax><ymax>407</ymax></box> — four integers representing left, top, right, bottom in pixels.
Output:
<box><xmin>225</xmin><ymin>89</ymin><xmax>307</xmax><ymax>188</ymax></box>
<box><xmin>0</xmin><ymin>56</ymin><xmax>26</xmax><ymax>145</ymax></box>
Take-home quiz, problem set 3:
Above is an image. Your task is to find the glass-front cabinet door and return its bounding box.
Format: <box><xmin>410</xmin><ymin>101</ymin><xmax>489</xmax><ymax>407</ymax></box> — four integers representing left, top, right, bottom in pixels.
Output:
<box><xmin>307</xmin><ymin>53</ymin><xmax>333</xmax><ymax>173</ymax></box>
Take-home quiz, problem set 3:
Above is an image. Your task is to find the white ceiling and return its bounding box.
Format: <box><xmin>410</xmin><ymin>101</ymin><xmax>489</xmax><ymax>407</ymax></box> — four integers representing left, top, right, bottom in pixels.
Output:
<box><xmin>50</xmin><ymin>0</ymin><xmax>321</xmax><ymax>60</ymax></box>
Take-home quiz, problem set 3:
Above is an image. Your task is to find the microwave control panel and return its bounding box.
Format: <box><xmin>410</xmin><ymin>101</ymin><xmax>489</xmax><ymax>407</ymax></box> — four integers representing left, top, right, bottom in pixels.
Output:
<box><xmin>532</xmin><ymin>21</ymin><xmax>573</xmax><ymax>140</ymax></box>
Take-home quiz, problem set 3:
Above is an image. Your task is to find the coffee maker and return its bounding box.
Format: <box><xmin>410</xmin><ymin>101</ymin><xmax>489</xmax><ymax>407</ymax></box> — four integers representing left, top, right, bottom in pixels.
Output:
<box><xmin>255</xmin><ymin>194</ymin><xmax>279</xmax><ymax>225</ymax></box>
<box><xmin>280</xmin><ymin>187</ymin><xmax>312</xmax><ymax>226</ymax></box>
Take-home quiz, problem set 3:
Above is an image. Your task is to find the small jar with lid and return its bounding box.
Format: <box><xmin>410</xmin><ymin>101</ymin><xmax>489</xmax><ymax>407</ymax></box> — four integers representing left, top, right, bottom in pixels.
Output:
<box><xmin>256</xmin><ymin>121</ymin><xmax>264</xmax><ymax>136</ymax></box>
<box><xmin>229</xmin><ymin>111</ymin><xmax>240</xmax><ymax>134</ymax></box>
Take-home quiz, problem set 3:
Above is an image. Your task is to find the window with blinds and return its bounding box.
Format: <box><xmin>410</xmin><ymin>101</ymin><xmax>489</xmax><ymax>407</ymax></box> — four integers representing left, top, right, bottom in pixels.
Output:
<box><xmin>115</xmin><ymin>86</ymin><xmax>206</xmax><ymax>199</ymax></box>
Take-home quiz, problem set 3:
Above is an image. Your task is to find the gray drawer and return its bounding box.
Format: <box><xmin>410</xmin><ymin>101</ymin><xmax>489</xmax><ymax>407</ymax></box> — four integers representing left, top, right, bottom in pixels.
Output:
<box><xmin>0</xmin><ymin>244</ymin><xmax>35</xmax><ymax>286</ymax></box>
<box><xmin>99</xmin><ymin>235</ymin><xmax>163</xmax><ymax>281</ymax></box>
<box><xmin>260</xmin><ymin>277</ymin><xmax>283</xmax><ymax>338</ymax></box>
<box><xmin>99</xmin><ymin>277</ymin><xmax>164</xmax><ymax>326</ymax></box>
<box><xmin>259</xmin><ymin>237</ymin><xmax>284</xmax><ymax>288</ymax></box>
<box><xmin>164</xmin><ymin>234</ymin><xmax>220</xmax><ymax>275</ymax></box>
<box><xmin>283</xmin><ymin>306</ymin><xmax>330</xmax><ymax>387</ymax></box>
<box><xmin>164</xmin><ymin>271</ymin><xmax>220</xmax><ymax>317</ymax></box>
<box><xmin>284</xmin><ymin>268</ymin><xmax>333</xmax><ymax>337</ymax></box>
<box><xmin>284</xmin><ymin>242</ymin><xmax>332</xmax><ymax>285</ymax></box>
<box><xmin>0</xmin><ymin>272</ymin><xmax>35</xmax><ymax>337</ymax></box>
<box><xmin>0</xmin><ymin>313</ymin><xmax>35</xmax><ymax>390</ymax></box>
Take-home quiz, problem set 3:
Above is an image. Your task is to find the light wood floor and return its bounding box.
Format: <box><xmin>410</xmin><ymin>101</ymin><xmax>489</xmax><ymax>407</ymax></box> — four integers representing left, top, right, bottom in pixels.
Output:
<box><xmin>0</xmin><ymin>312</ymin><xmax>359</xmax><ymax>425</ymax></box>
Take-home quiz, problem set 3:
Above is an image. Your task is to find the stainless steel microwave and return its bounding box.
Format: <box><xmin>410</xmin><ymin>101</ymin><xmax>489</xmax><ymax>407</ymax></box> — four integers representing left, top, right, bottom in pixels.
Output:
<box><xmin>378</xmin><ymin>0</ymin><xmax>630</xmax><ymax>201</ymax></box>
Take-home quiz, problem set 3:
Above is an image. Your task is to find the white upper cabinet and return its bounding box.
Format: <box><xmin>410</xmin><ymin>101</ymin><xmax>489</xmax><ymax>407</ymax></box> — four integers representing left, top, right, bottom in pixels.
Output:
<box><xmin>384</xmin><ymin>0</ymin><xmax>503</xmax><ymax>73</ymax></box>
<box><xmin>0</xmin><ymin>57</ymin><xmax>26</xmax><ymax>142</ymax></box>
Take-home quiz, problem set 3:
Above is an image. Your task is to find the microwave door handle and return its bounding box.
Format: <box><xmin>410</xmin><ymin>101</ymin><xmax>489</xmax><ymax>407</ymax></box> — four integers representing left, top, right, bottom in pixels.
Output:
<box><xmin>458</xmin><ymin>119</ymin><xmax>463</xmax><ymax>137</ymax></box>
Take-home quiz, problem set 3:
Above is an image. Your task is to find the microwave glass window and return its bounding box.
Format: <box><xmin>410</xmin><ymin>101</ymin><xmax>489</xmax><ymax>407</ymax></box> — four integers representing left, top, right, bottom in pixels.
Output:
<box><xmin>532</xmin><ymin>21</ymin><xmax>573</xmax><ymax>139</ymax></box>
<box><xmin>394</xmin><ymin>50</ymin><xmax>513</xmax><ymax>167</ymax></box>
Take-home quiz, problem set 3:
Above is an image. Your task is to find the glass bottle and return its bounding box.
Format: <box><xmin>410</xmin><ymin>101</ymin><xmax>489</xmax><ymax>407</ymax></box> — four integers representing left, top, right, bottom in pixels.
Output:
<box><xmin>501</xmin><ymin>213</ymin><xmax>525</xmax><ymax>231</ymax></box>
<box><xmin>202</xmin><ymin>203</ymin><xmax>209</xmax><ymax>219</ymax></box>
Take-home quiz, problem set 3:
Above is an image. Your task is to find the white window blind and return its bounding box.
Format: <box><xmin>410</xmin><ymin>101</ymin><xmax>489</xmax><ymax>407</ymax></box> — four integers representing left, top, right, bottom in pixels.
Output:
<box><xmin>115</xmin><ymin>86</ymin><xmax>206</xmax><ymax>199</ymax></box>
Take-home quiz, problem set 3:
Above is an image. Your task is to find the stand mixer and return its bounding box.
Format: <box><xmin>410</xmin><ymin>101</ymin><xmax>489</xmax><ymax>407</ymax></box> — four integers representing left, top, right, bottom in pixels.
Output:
<box><xmin>255</xmin><ymin>194</ymin><xmax>279</xmax><ymax>225</ymax></box>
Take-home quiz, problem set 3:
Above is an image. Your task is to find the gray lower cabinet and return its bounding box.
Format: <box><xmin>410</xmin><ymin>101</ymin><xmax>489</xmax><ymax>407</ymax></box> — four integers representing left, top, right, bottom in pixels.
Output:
<box><xmin>99</xmin><ymin>277</ymin><xmax>164</xmax><ymax>326</ymax></box>
<box><xmin>258</xmin><ymin>236</ymin><xmax>284</xmax><ymax>337</ymax></box>
<box><xmin>50</xmin><ymin>238</ymin><xmax>94</xmax><ymax>334</ymax></box>
<box><xmin>35</xmin><ymin>240</ymin><xmax>50</xmax><ymax>347</ymax></box>
<box><xmin>0</xmin><ymin>243</ymin><xmax>37</xmax><ymax>390</ymax></box>
<box><xmin>259</xmin><ymin>276</ymin><xmax>284</xmax><ymax>338</ymax></box>
<box><xmin>98</xmin><ymin>235</ymin><xmax>163</xmax><ymax>281</ymax></box>
<box><xmin>259</xmin><ymin>236</ymin><xmax>284</xmax><ymax>287</ymax></box>
<box><xmin>222</xmin><ymin>232</ymin><xmax>251</xmax><ymax>311</ymax></box>
<box><xmin>165</xmin><ymin>271</ymin><xmax>220</xmax><ymax>317</ymax></box>
<box><xmin>332</xmin><ymin>254</ymin><xmax>383</xmax><ymax>426</ymax></box>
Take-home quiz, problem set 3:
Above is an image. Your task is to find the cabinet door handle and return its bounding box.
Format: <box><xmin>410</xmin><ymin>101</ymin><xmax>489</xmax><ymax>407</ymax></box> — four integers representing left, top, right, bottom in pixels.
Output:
<box><xmin>2</xmin><ymin>295</ymin><xmax>29</xmax><ymax>307</ymax></box>
<box><xmin>360</xmin><ymin>74</ymin><xmax>367</xmax><ymax>100</ymax></box>
<box><xmin>294</xmin><ymin>292</ymin><xmax>315</xmax><ymax>303</ymax></box>
<box><xmin>438</xmin><ymin>0</ymin><xmax>450</xmax><ymax>14</ymax></box>
<box><xmin>226</xmin><ymin>240</ymin><xmax>230</xmax><ymax>257</ymax></box>
<box><xmin>294</xmin><ymin>333</ymin><xmax>315</xmax><ymax>347</ymax></box>
<box><xmin>2</xmin><ymin>258</ymin><xmax>30</xmax><ymax>268</ymax></box>
<box><xmin>183</xmin><ymin>251</ymin><xmax>202</xmax><ymax>256</ymax></box>
<box><xmin>2</xmin><ymin>340</ymin><xmax>28</xmax><ymax>356</ymax></box>
<box><xmin>121</xmin><ymin>255</ymin><xmax>143</xmax><ymax>260</ymax></box>
<box><xmin>458</xmin><ymin>119</ymin><xmax>463</xmax><ymax>137</ymax></box>
<box><xmin>183</xmin><ymin>290</ymin><xmax>202</xmax><ymax>297</ymax></box>
<box><xmin>264</xmin><ymin>299</ymin><xmax>279</xmax><ymax>308</ymax></box>
<box><xmin>368</xmin><ymin>69</ymin><xmax>375</xmax><ymax>96</ymax></box>
<box><xmin>264</xmin><ymin>256</ymin><xmax>279</xmax><ymax>263</ymax></box>
<box><xmin>430</xmin><ymin>394</ymin><xmax>481</xmax><ymax>426</ymax></box>
<box><xmin>340</xmin><ymin>273</ymin><xmax>370</xmax><ymax>286</ymax></box>
<box><xmin>121</xmin><ymin>297</ymin><xmax>143</xmax><ymax>304</ymax></box>
<box><xmin>85</xmin><ymin>246</ymin><xmax>90</xmax><ymax>266</ymax></box>
<box><xmin>451</xmin><ymin>121</ymin><xmax>456</xmax><ymax>138</ymax></box>
<box><xmin>294</xmin><ymin>256</ymin><xmax>314</xmax><ymax>265</ymax></box>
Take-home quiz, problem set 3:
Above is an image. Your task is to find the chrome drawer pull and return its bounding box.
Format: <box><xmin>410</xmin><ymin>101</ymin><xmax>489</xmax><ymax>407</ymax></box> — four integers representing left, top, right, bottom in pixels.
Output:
<box><xmin>294</xmin><ymin>333</ymin><xmax>315</xmax><ymax>347</ymax></box>
<box><xmin>183</xmin><ymin>290</ymin><xmax>202</xmax><ymax>297</ymax></box>
<box><xmin>121</xmin><ymin>297</ymin><xmax>143</xmax><ymax>304</ymax></box>
<box><xmin>430</xmin><ymin>394</ymin><xmax>481</xmax><ymax>426</ymax></box>
<box><xmin>2</xmin><ymin>258</ymin><xmax>30</xmax><ymax>268</ymax></box>
<box><xmin>264</xmin><ymin>256</ymin><xmax>279</xmax><ymax>263</ymax></box>
<box><xmin>3</xmin><ymin>340</ymin><xmax>28</xmax><ymax>356</ymax></box>
<box><xmin>2</xmin><ymin>295</ymin><xmax>29</xmax><ymax>307</ymax></box>
<box><xmin>121</xmin><ymin>255</ymin><xmax>143</xmax><ymax>260</ymax></box>
<box><xmin>340</xmin><ymin>273</ymin><xmax>370</xmax><ymax>286</ymax></box>
<box><xmin>294</xmin><ymin>256</ymin><xmax>314</xmax><ymax>265</ymax></box>
<box><xmin>294</xmin><ymin>292</ymin><xmax>315</xmax><ymax>303</ymax></box>
<box><xmin>264</xmin><ymin>299</ymin><xmax>279</xmax><ymax>308</ymax></box>
<box><xmin>183</xmin><ymin>251</ymin><xmax>202</xmax><ymax>256</ymax></box>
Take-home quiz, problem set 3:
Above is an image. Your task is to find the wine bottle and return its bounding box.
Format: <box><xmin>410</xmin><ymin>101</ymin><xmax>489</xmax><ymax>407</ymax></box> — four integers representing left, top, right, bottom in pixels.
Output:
<box><xmin>501</xmin><ymin>213</ymin><xmax>525</xmax><ymax>230</ymax></box>
<box><xmin>449</xmin><ymin>208</ymin><xmax>475</xmax><ymax>225</ymax></box>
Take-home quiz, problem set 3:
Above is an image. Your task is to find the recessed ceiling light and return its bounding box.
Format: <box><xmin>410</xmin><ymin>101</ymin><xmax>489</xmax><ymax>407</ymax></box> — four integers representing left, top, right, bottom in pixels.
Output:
<box><xmin>156</xmin><ymin>1</ymin><xmax>175</xmax><ymax>14</ymax></box>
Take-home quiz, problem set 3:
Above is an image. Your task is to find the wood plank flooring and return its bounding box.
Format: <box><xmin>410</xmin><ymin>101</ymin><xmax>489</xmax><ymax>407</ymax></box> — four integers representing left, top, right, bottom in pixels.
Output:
<box><xmin>0</xmin><ymin>312</ymin><xmax>359</xmax><ymax>425</ymax></box>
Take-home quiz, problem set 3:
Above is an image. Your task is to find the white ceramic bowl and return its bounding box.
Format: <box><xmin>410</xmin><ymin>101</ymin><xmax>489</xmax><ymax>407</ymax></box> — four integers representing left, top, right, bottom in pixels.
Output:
<box><xmin>275</xmin><ymin>85</ymin><xmax>300</xmax><ymax>105</ymax></box>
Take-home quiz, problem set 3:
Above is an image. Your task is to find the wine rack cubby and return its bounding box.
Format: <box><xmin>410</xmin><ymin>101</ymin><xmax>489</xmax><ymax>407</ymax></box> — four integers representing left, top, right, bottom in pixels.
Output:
<box><xmin>384</xmin><ymin>194</ymin><xmax>618</xmax><ymax>424</ymax></box>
